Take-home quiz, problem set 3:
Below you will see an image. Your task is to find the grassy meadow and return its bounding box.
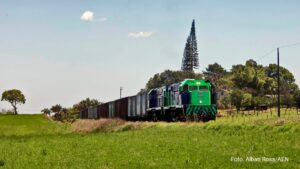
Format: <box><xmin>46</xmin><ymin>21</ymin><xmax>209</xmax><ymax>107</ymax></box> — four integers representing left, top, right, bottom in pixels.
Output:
<box><xmin>0</xmin><ymin>112</ymin><xmax>300</xmax><ymax>169</ymax></box>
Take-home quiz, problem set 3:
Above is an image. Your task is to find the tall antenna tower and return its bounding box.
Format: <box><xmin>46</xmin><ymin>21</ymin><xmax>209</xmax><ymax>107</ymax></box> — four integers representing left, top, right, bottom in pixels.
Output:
<box><xmin>181</xmin><ymin>19</ymin><xmax>199</xmax><ymax>72</ymax></box>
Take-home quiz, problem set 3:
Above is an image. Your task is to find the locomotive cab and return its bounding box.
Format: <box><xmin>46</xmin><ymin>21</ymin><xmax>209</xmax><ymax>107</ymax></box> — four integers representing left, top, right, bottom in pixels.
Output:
<box><xmin>180</xmin><ymin>79</ymin><xmax>211</xmax><ymax>106</ymax></box>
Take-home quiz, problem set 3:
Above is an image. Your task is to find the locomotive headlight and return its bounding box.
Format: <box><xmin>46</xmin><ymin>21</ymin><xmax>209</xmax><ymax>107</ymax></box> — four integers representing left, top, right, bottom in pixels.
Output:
<box><xmin>200</xmin><ymin>100</ymin><xmax>202</xmax><ymax>103</ymax></box>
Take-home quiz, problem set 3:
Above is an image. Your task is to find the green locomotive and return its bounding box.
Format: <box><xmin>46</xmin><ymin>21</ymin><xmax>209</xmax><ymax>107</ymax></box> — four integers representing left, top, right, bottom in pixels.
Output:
<box><xmin>147</xmin><ymin>79</ymin><xmax>217</xmax><ymax>121</ymax></box>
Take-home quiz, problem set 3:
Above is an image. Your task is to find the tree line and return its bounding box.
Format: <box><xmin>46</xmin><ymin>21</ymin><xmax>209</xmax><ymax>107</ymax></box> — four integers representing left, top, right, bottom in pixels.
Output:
<box><xmin>0</xmin><ymin>89</ymin><xmax>102</xmax><ymax>120</ymax></box>
<box><xmin>41</xmin><ymin>98</ymin><xmax>101</xmax><ymax>121</ymax></box>
<box><xmin>2</xmin><ymin>59</ymin><xmax>299</xmax><ymax>119</ymax></box>
<box><xmin>146</xmin><ymin>59</ymin><xmax>300</xmax><ymax>112</ymax></box>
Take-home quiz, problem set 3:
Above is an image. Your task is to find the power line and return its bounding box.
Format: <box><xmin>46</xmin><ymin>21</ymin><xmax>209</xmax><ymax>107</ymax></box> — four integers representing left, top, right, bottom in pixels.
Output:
<box><xmin>279</xmin><ymin>42</ymin><xmax>300</xmax><ymax>48</ymax></box>
<box><xmin>257</xmin><ymin>48</ymin><xmax>276</xmax><ymax>61</ymax></box>
<box><xmin>256</xmin><ymin>41</ymin><xmax>300</xmax><ymax>62</ymax></box>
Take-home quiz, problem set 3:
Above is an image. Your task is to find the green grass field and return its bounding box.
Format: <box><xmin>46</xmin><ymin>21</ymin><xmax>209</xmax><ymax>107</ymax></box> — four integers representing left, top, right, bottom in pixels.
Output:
<box><xmin>0</xmin><ymin>113</ymin><xmax>300</xmax><ymax>169</ymax></box>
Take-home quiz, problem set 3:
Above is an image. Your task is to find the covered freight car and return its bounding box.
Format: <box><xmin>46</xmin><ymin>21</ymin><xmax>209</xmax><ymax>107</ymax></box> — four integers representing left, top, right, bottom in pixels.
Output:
<box><xmin>135</xmin><ymin>91</ymin><xmax>148</xmax><ymax>119</ymax></box>
<box><xmin>114</xmin><ymin>97</ymin><xmax>128</xmax><ymax>119</ymax></box>
<box><xmin>97</xmin><ymin>102</ymin><xmax>109</xmax><ymax>118</ymax></box>
<box><xmin>127</xmin><ymin>95</ymin><xmax>136</xmax><ymax>118</ymax></box>
<box><xmin>88</xmin><ymin>107</ymin><xmax>97</xmax><ymax>119</ymax></box>
<box><xmin>79</xmin><ymin>109</ymin><xmax>88</xmax><ymax>119</ymax></box>
<box><xmin>91</xmin><ymin>95</ymin><xmax>147</xmax><ymax>120</ymax></box>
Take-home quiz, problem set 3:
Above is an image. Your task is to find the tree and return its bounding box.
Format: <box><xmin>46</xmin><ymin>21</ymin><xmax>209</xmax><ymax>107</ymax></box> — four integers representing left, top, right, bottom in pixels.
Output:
<box><xmin>50</xmin><ymin>104</ymin><xmax>63</xmax><ymax>121</ymax></box>
<box><xmin>41</xmin><ymin>108</ymin><xmax>51</xmax><ymax>116</ymax></box>
<box><xmin>266</xmin><ymin>64</ymin><xmax>295</xmax><ymax>84</ymax></box>
<box><xmin>1</xmin><ymin>89</ymin><xmax>26</xmax><ymax>115</ymax></box>
<box><xmin>181</xmin><ymin>19</ymin><xmax>199</xmax><ymax>72</ymax></box>
<box><xmin>294</xmin><ymin>90</ymin><xmax>300</xmax><ymax>105</ymax></box>
<box><xmin>220</xmin><ymin>94</ymin><xmax>231</xmax><ymax>109</ymax></box>
<box><xmin>266</xmin><ymin>63</ymin><xmax>297</xmax><ymax>95</ymax></box>
<box><xmin>241</xmin><ymin>93</ymin><xmax>252</xmax><ymax>109</ymax></box>
<box><xmin>281</xmin><ymin>93</ymin><xmax>294</xmax><ymax>109</ymax></box>
<box><xmin>146</xmin><ymin>70</ymin><xmax>202</xmax><ymax>89</ymax></box>
<box><xmin>230</xmin><ymin>89</ymin><xmax>244</xmax><ymax>112</ymax></box>
<box><xmin>73</xmin><ymin>98</ymin><xmax>100</xmax><ymax>112</ymax></box>
<box><xmin>203</xmin><ymin>63</ymin><xmax>227</xmax><ymax>92</ymax></box>
<box><xmin>205</xmin><ymin>63</ymin><xmax>227</xmax><ymax>75</ymax></box>
<box><xmin>294</xmin><ymin>90</ymin><xmax>300</xmax><ymax>114</ymax></box>
<box><xmin>50</xmin><ymin>104</ymin><xmax>62</xmax><ymax>114</ymax></box>
<box><xmin>61</xmin><ymin>107</ymin><xmax>69</xmax><ymax>120</ymax></box>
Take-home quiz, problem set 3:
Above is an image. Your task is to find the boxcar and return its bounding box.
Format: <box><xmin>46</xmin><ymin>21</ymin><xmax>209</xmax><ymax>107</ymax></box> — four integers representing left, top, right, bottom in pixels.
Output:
<box><xmin>136</xmin><ymin>94</ymin><xmax>141</xmax><ymax>116</ymax></box>
<box><xmin>127</xmin><ymin>96</ymin><xmax>136</xmax><ymax>118</ymax></box>
<box><xmin>114</xmin><ymin>97</ymin><xmax>129</xmax><ymax>119</ymax></box>
<box><xmin>97</xmin><ymin>103</ymin><xmax>109</xmax><ymax>118</ymax></box>
<box><xmin>80</xmin><ymin>109</ymin><xmax>88</xmax><ymax>119</ymax></box>
<box><xmin>119</xmin><ymin>97</ymin><xmax>128</xmax><ymax>119</ymax></box>
<box><xmin>135</xmin><ymin>91</ymin><xmax>147</xmax><ymax>117</ymax></box>
<box><xmin>140</xmin><ymin>91</ymin><xmax>147</xmax><ymax>116</ymax></box>
<box><xmin>88</xmin><ymin>107</ymin><xmax>97</xmax><ymax>119</ymax></box>
<box><xmin>108</xmin><ymin>101</ymin><xmax>115</xmax><ymax>118</ymax></box>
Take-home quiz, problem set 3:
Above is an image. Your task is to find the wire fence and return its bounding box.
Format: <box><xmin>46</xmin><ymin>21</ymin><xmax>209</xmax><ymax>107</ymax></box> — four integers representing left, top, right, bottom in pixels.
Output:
<box><xmin>216</xmin><ymin>108</ymin><xmax>300</xmax><ymax>124</ymax></box>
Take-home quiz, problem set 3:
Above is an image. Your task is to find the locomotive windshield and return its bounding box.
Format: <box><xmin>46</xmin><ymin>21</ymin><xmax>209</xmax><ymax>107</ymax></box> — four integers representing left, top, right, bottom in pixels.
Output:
<box><xmin>199</xmin><ymin>86</ymin><xmax>208</xmax><ymax>91</ymax></box>
<box><xmin>189</xmin><ymin>86</ymin><xmax>198</xmax><ymax>91</ymax></box>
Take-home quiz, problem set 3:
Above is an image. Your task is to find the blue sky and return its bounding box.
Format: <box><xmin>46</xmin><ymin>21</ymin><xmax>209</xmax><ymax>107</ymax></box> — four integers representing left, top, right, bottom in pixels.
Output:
<box><xmin>0</xmin><ymin>0</ymin><xmax>300</xmax><ymax>113</ymax></box>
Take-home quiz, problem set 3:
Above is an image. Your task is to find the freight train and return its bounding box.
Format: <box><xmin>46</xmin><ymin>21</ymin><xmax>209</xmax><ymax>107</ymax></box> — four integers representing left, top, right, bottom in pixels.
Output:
<box><xmin>79</xmin><ymin>79</ymin><xmax>217</xmax><ymax>122</ymax></box>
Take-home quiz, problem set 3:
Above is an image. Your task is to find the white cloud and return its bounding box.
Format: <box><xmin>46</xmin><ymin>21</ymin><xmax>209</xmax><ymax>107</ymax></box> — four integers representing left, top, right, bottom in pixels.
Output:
<box><xmin>128</xmin><ymin>32</ymin><xmax>153</xmax><ymax>38</ymax></box>
<box><xmin>80</xmin><ymin>11</ymin><xmax>107</xmax><ymax>22</ymax></box>
<box><xmin>80</xmin><ymin>11</ymin><xmax>94</xmax><ymax>22</ymax></box>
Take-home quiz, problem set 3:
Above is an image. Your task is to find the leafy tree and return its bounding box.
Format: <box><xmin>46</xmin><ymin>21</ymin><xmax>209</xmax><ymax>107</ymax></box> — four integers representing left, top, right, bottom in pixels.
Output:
<box><xmin>1</xmin><ymin>89</ymin><xmax>26</xmax><ymax>115</ymax></box>
<box><xmin>230</xmin><ymin>89</ymin><xmax>244</xmax><ymax>112</ymax></box>
<box><xmin>231</xmin><ymin>60</ymin><xmax>266</xmax><ymax>95</ymax></box>
<box><xmin>294</xmin><ymin>90</ymin><xmax>300</xmax><ymax>104</ymax></box>
<box><xmin>231</xmin><ymin>64</ymin><xmax>247</xmax><ymax>89</ymax></box>
<box><xmin>245</xmin><ymin>59</ymin><xmax>258</xmax><ymax>67</ymax></box>
<box><xmin>41</xmin><ymin>108</ymin><xmax>51</xmax><ymax>116</ymax></box>
<box><xmin>266</xmin><ymin>64</ymin><xmax>295</xmax><ymax>84</ymax></box>
<box><xmin>146</xmin><ymin>70</ymin><xmax>202</xmax><ymax>89</ymax></box>
<box><xmin>203</xmin><ymin>63</ymin><xmax>227</xmax><ymax>93</ymax></box>
<box><xmin>50</xmin><ymin>104</ymin><xmax>63</xmax><ymax>121</ymax></box>
<box><xmin>45</xmin><ymin>105</ymin><xmax>76</xmax><ymax>122</ymax></box>
<box><xmin>73</xmin><ymin>98</ymin><xmax>101</xmax><ymax>112</ymax></box>
<box><xmin>146</xmin><ymin>73</ymin><xmax>161</xmax><ymax>90</ymax></box>
<box><xmin>61</xmin><ymin>107</ymin><xmax>69</xmax><ymax>121</ymax></box>
<box><xmin>181</xmin><ymin>20</ymin><xmax>199</xmax><ymax>71</ymax></box>
<box><xmin>205</xmin><ymin>63</ymin><xmax>227</xmax><ymax>75</ymax></box>
<box><xmin>220</xmin><ymin>94</ymin><xmax>231</xmax><ymax>109</ymax></box>
<box><xmin>242</xmin><ymin>93</ymin><xmax>252</xmax><ymax>109</ymax></box>
<box><xmin>251</xmin><ymin>96</ymin><xmax>270</xmax><ymax>110</ymax></box>
<box><xmin>50</xmin><ymin>104</ymin><xmax>62</xmax><ymax>114</ymax></box>
<box><xmin>266</xmin><ymin>64</ymin><xmax>297</xmax><ymax>95</ymax></box>
<box><xmin>281</xmin><ymin>93</ymin><xmax>294</xmax><ymax>109</ymax></box>
<box><xmin>65</xmin><ymin>108</ymin><xmax>78</xmax><ymax>121</ymax></box>
<box><xmin>294</xmin><ymin>90</ymin><xmax>300</xmax><ymax>113</ymax></box>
